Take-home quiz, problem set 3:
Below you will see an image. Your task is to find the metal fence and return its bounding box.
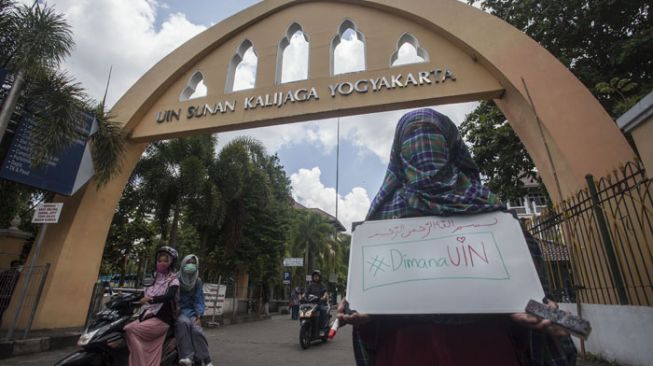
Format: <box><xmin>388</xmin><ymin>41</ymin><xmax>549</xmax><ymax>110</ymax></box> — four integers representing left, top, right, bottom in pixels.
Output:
<box><xmin>1</xmin><ymin>264</ymin><xmax>50</xmax><ymax>339</ymax></box>
<box><xmin>527</xmin><ymin>161</ymin><xmax>653</xmax><ymax>306</ymax></box>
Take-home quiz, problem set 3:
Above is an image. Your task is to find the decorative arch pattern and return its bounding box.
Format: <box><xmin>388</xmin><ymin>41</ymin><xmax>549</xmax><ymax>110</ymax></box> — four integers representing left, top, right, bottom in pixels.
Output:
<box><xmin>277</xmin><ymin>22</ymin><xmax>310</xmax><ymax>83</ymax></box>
<box><xmin>331</xmin><ymin>19</ymin><xmax>366</xmax><ymax>75</ymax></box>
<box><xmin>179</xmin><ymin>71</ymin><xmax>208</xmax><ymax>101</ymax></box>
<box><xmin>225</xmin><ymin>39</ymin><xmax>258</xmax><ymax>92</ymax></box>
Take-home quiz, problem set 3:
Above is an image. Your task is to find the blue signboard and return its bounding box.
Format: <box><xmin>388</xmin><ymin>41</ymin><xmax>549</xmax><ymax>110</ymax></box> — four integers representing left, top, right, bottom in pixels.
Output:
<box><xmin>283</xmin><ymin>271</ymin><xmax>292</xmax><ymax>284</ymax></box>
<box><xmin>0</xmin><ymin>112</ymin><xmax>97</xmax><ymax>195</ymax></box>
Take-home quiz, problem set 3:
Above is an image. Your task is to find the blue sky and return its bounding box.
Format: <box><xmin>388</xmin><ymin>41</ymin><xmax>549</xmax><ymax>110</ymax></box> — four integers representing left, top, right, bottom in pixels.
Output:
<box><xmin>39</xmin><ymin>0</ymin><xmax>479</xmax><ymax>231</ymax></box>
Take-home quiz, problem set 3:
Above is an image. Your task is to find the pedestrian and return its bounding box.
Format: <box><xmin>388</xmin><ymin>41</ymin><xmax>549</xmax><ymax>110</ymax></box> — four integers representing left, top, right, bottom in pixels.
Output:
<box><xmin>177</xmin><ymin>254</ymin><xmax>213</xmax><ymax>366</ymax></box>
<box><xmin>290</xmin><ymin>287</ymin><xmax>301</xmax><ymax>320</ymax></box>
<box><xmin>262</xmin><ymin>282</ymin><xmax>270</xmax><ymax>317</ymax></box>
<box><xmin>124</xmin><ymin>246</ymin><xmax>179</xmax><ymax>366</ymax></box>
<box><xmin>0</xmin><ymin>260</ymin><xmax>21</xmax><ymax>321</ymax></box>
<box><xmin>337</xmin><ymin>108</ymin><xmax>577</xmax><ymax>366</ymax></box>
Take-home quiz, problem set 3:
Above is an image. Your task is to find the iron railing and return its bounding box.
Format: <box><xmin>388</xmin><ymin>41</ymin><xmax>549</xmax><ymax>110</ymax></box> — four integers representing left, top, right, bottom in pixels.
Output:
<box><xmin>527</xmin><ymin>161</ymin><xmax>653</xmax><ymax>306</ymax></box>
<box><xmin>1</xmin><ymin>264</ymin><xmax>50</xmax><ymax>340</ymax></box>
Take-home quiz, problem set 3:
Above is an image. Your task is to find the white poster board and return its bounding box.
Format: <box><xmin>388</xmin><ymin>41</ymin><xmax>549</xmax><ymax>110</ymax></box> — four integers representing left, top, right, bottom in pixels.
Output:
<box><xmin>32</xmin><ymin>203</ymin><xmax>63</xmax><ymax>223</ymax></box>
<box><xmin>203</xmin><ymin>283</ymin><xmax>227</xmax><ymax>316</ymax></box>
<box><xmin>283</xmin><ymin>257</ymin><xmax>303</xmax><ymax>267</ymax></box>
<box><xmin>346</xmin><ymin>211</ymin><xmax>544</xmax><ymax>314</ymax></box>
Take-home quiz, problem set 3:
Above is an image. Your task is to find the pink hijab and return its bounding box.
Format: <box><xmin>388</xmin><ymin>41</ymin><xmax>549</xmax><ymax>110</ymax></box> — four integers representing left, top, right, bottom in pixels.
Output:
<box><xmin>142</xmin><ymin>271</ymin><xmax>179</xmax><ymax>316</ymax></box>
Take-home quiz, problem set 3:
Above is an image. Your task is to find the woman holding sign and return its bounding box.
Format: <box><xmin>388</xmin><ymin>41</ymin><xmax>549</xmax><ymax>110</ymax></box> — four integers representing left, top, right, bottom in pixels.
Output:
<box><xmin>337</xmin><ymin>109</ymin><xmax>576</xmax><ymax>366</ymax></box>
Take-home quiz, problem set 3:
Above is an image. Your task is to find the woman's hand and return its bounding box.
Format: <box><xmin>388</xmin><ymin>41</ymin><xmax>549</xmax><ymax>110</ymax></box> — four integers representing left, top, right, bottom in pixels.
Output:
<box><xmin>139</xmin><ymin>296</ymin><xmax>152</xmax><ymax>305</ymax></box>
<box><xmin>511</xmin><ymin>300</ymin><xmax>569</xmax><ymax>337</ymax></box>
<box><xmin>194</xmin><ymin>317</ymin><xmax>202</xmax><ymax>327</ymax></box>
<box><xmin>336</xmin><ymin>299</ymin><xmax>371</xmax><ymax>327</ymax></box>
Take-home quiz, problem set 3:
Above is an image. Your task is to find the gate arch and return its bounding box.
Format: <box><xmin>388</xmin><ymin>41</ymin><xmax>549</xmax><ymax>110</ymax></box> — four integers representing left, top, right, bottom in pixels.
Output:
<box><xmin>11</xmin><ymin>0</ymin><xmax>633</xmax><ymax>330</ymax></box>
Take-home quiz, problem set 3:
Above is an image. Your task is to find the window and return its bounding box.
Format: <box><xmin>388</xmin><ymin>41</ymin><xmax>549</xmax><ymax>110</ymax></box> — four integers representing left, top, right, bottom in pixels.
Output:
<box><xmin>331</xmin><ymin>20</ymin><xmax>365</xmax><ymax>75</ymax></box>
<box><xmin>391</xmin><ymin>33</ymin><xmax>429</xmax><ymax>67</ymax></box>
<box><xmin>277</xmin><ymin>23</ymin><xmax>309</xmax><ymax>83</ymax></box>
<box><xmin>225</xmin><ymin>40</ymin><xmax>258</xmax><ymax>92</ymax></box>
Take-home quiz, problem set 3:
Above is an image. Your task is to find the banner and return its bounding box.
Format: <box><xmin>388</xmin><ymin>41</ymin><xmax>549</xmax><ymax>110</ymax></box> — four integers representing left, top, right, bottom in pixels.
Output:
<box><xmin>346</xmin><ymin>211</ymin><xmax>545</xmax><ymax>314</ymax></box>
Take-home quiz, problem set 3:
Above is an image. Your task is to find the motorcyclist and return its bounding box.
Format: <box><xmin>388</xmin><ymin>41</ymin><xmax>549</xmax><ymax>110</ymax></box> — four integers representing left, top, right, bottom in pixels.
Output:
<box><xmin>304</xmin><ymin>270</ymin><xmax>329</xmax><ymax>333</ymax></box>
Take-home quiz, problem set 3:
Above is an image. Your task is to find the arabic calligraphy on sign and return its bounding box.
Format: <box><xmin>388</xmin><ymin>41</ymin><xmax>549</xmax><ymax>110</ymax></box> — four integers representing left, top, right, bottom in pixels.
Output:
<box><xmin>368</xmin><ymin>217</ymin><xmax>499</xmax><ymax>241</ymax></box>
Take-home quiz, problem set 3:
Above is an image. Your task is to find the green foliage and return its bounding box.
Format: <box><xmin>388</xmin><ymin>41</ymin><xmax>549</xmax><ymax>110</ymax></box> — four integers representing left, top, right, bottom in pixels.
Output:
<box><xmin>460</xmin><ymin>101</ymin><xmax>541</xmax><ymax>200</ymax></box>
<box><xmin>107</xmin><ymin>135</ymin><xmax>296</xmax><ymax>290</ymax></box>
<box><xmin>2</xmin><ymin>2</ymin><xmax>73</xmax><ymax>74</ymax></box>
<box><xmin>463</xmin><ymin>0</ymin><xmax>652</xmax><ymax>198</ymax></box>
<box><xmin>0</xmin><ymin>1</ymin><xmax>124</xmax><ymax>227</ymax></box>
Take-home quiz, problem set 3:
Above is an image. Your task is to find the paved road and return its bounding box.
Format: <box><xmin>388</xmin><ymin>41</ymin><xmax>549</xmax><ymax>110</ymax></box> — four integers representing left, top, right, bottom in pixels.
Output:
<box><xmin>1</xmin><ymin>314</ymin><xmax>355</xmax><ymax>366</ymax></box>
<box><xmin>0</xmin><ymin>315</ymin><xmax>612</xmax><ymax>365</ymax></box>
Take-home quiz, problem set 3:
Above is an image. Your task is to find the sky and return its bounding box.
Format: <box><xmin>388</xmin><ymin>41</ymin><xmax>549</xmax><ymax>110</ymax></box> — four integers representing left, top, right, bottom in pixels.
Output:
<box><xmin>30</xmin><ymin>0</ymin><xmax>480</xmax><ymax>232</ymax></box>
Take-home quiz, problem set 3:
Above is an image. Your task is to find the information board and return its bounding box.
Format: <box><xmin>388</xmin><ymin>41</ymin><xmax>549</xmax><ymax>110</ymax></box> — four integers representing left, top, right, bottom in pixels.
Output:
<box><xmin>283</xmin><ymin>258</ymin><xmax>303</xmax><ymax>267</ymax></box>
<box><xmin>0</xmin><ymin>112</ymin><xmax>97</xmax><ymax>196</ymax></box>
<box><xmin>203</xmin><ymin>283</ymin><xmax>227</xmax><ymax>316</ymax></box>
<box><xmin>31</xmin><ymin>203</ymin><xmax>64</xmax><ymax>223</ymax></box>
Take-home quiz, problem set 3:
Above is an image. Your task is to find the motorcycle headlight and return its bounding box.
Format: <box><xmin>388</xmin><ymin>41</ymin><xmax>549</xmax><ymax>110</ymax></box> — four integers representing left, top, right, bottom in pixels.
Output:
<box><xmin>77</xmin><ymin>329</ymin><xmax>99</xmax><ymax>346</ymax></box>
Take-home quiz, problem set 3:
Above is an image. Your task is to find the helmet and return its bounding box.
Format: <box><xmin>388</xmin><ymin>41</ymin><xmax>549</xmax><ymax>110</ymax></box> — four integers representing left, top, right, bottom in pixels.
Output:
<box><xmin>156</xmin><ymin>246</ymin><xmax>179</xmax><ymax>268</ymax></box>
<box><xmin>311</xmin><ymin>269</ymin><xmax>321</xmax><ymax>277</ymax></box>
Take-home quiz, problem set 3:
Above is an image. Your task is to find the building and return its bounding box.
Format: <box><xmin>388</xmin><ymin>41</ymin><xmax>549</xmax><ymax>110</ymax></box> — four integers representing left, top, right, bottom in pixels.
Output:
<box><xmin>505</xmin><ymin>175</ymin><xmax>549</xmax><ymax>220</ymax></box>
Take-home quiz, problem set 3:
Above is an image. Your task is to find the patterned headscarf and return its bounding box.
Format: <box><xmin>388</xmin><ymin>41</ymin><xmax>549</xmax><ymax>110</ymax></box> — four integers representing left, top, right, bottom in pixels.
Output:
<box><xmin>143</xmin><ymin>270</ymin><xmax>179</xmax><ymax>316</ymax></box>
<box><xmin>367</xmin><ymin>108</ymin><xmax>504</xmax><ymax>220</ymax></box>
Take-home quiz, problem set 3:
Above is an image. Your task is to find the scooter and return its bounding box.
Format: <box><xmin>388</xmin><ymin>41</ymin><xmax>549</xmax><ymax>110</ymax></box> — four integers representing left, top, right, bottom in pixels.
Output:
<box><xmin>298</xmin><ymin>294</ymin><xmax>331</xmax><ymax>349</ymax></box>
<box><xmin>54</xmin><ymin>291</ymin><xmax>179</xmax><ymax>366</ymax></box>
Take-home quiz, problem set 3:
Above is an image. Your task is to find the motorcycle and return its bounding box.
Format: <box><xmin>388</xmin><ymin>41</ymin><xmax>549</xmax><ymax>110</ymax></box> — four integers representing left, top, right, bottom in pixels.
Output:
<box><xmin>298</xmin><ymin>294</ymin><xmax>331</xmax><ymax>349</ymax></box>
<box><xmin>55</xmin><ymin>291</ymin><xmax>179</xmax><ymax>366</ymax></box>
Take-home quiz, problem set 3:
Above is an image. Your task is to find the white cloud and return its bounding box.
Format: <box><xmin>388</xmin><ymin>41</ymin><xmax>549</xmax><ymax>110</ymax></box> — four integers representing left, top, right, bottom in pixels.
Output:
<box><xmin>42</xmin><ymin>0</ymin><xmax>206</xmax><ymax>107</ymax></box>
<box><xmin>392</xmin><ymin>43</ymin><xmax>425</xmax><ymax>66</ymax></box>
<box><xmin>334</xmin><ymin>29</ymin><xmax>365</xmax><ymax>75</ymax></box>
<box><xmin>291</xmin><ymin>167</ymin><xmax>371</xmax><ymax>233</ymax></box>
<box><xmin>232</xmin><ymin>47</ymin><xmax>258</xmax><ymax>91</ymax></box>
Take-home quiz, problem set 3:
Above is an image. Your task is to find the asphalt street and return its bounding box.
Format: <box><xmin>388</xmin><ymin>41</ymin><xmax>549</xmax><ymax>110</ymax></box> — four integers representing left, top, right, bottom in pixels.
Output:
<box><xmin>0</xmin><ymin>314</ymin><xmax>611</xmax><ymax>365</ymax></box>
<box><xmin>0</xmin><ymin>314</ymin><xmax>355</xmax><ymax>366</ymax></box>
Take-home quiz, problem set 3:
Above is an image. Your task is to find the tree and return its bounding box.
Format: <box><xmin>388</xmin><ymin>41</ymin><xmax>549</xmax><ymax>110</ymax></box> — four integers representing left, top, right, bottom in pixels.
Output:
<box><xmin>462</xmin><ymin>0</ymin><xmax>652</xmax><ymax>199</ymax></box>
<box><xmin>289</xmin><ymin>211</ymin><xmax>335</xmax><ymax>279</ymax></box>
<box><xmin>0</xmin><ymin>1</ymin><xmax>124</xmax><ymax>226</ymax></box>
<box><xmin>134</xmin><ymin>135</ymin><xmax>217</xmax><ymax>248</ymax></box>
<box><xmin>459</xmin><ymin>101</ymin><xmax>542</xmax><ymax>200</ymax></box>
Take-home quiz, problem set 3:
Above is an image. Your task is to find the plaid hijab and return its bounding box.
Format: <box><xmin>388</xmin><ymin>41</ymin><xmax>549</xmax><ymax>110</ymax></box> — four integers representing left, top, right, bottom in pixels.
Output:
<box><xmin>367</xmin><ymin>108</ymin><xmax>504</xmax><ymax>220</ymax></box>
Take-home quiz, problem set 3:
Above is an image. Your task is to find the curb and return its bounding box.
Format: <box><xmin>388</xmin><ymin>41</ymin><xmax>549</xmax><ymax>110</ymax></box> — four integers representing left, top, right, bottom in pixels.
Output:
<box><xmin>0</xmin><ymin>332</ymin><xmax>80</xmax><ymax>359</ymax></box>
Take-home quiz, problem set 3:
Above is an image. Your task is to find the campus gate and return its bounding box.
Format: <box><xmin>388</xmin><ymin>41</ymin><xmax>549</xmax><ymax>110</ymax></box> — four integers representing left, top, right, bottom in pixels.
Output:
<box><xmin>4</xmin><ymin>0</ymin><xmax>633</xmax><ymax>330</ymax></box>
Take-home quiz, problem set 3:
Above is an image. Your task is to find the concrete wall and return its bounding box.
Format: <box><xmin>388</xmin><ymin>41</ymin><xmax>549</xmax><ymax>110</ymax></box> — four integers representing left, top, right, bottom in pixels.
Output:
<box><xmin>559</xmin><ymin>303</ymin><xmax>653</xmax><ymax>366</ymax></box>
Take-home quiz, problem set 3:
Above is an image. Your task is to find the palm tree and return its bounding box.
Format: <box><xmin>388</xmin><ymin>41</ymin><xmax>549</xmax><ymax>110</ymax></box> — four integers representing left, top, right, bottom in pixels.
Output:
<box><xmin>0</xmin><ymin>1</ymin><xmax>74</xmax><ymax>142</ymax></box>
<box><xmin>290</xmin><ymin>211</ymin><xmax>334</xmax><ymax>279</ymax></box>
<box><xmin>134</xmin><ymin>135</ymin><xmax>217</xmax><ymax>248</ymax></box>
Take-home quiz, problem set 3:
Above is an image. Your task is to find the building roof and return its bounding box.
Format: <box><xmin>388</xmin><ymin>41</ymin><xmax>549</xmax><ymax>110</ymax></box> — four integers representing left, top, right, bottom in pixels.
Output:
<box><xmin>617</xmin><ymin>90</ymin><xmax>653</xmax><ymax>133</ymax></box>
<box><xmin>292</xmin><ymin>201</ymin><xmax>346</xmax><ymax>232</ymax></box>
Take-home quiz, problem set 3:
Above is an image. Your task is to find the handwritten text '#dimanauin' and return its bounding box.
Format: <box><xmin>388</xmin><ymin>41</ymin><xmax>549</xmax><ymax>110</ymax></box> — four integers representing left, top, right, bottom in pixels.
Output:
<box><xmin>368</xmin><ymin>217</ymin><xmax>499</xmax><ymax>241</ymax></box>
